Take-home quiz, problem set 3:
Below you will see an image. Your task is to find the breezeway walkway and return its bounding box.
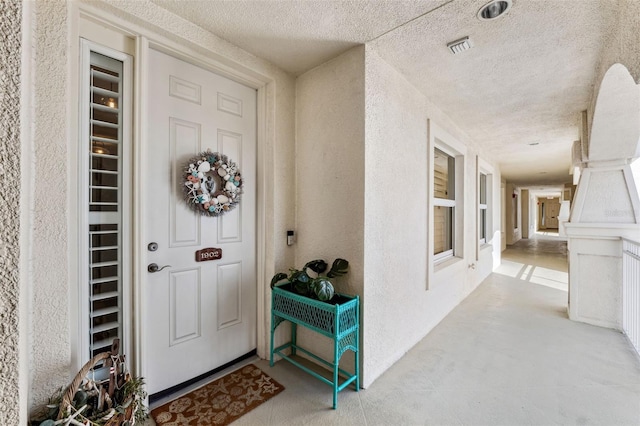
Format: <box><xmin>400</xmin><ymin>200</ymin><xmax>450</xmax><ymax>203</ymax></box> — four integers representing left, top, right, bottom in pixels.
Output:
<box><xmin>151</xmin><ymin>234</ymin><xmax>640</xmax><ymax>425</ymax></box>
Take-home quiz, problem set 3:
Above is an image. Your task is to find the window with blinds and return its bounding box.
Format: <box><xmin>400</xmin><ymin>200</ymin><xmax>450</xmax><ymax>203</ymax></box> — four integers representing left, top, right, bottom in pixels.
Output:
<box><xmin>433</xmin><ymin>148</ymin><xmax>456</xmax><ymax>260</ymax></box>
<box><xmin>479</xmin><ymin>173</ymin><xmax>488</xmax><ymax>244</ymax></box>
<box><xmin>88</xmin><ymin>52</ymin><xmax>124</xmax><ymax>358</ymax></box>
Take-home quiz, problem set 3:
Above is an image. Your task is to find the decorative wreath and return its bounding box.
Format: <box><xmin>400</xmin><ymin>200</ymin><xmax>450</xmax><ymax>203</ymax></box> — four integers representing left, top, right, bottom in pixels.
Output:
<box><xmin>183</xmin><ymin>150</ymin><xmax>243</xmax><ymax>216</ymax></box>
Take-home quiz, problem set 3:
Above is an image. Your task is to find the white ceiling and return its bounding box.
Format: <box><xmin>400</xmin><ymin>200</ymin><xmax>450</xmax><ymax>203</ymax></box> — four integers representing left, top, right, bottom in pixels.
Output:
<box><xmin>526</xmin><ymin>186</ymin><xmax>564</xmax><ymax>200</ymax></box>
<box><xmin>151</xmin><ymin>0</ymin><xmax>617</xmax><ymax>185</ymax></box>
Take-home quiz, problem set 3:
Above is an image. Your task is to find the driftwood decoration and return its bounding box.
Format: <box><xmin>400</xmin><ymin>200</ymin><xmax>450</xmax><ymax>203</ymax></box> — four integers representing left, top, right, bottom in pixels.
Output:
<box><xmin>31</xmin><ymin>337</ymin><xmax>147</xmax><ymax>425</ymax></box>
<box><xmin>104</xmin><ymin>339</ymin><xmax>126</xmax><ymax>399</ymax></box>
<box><xmin>57</xmin><ymin>338</ymin><xmax>127</xmax><ymax>421</ymax></box>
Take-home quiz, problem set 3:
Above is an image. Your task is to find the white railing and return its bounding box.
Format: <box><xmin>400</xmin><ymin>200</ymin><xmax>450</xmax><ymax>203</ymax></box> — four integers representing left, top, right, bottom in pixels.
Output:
<box><xmin>623</xmin><ymin>238</ymin><xmax>640</xmax><ymax>356</ymax></box>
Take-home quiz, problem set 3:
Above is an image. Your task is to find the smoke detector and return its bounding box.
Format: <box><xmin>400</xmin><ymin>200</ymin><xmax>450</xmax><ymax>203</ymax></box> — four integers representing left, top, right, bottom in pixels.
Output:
<box><xmin>447</xmin><ymin>36</ymin><xmax>472</xmax><ymax>54</ymax></box>
<box><xmin>478</xmin><ymin>0</ymin><xmax>512</xmax><ymax>21</ymax></box>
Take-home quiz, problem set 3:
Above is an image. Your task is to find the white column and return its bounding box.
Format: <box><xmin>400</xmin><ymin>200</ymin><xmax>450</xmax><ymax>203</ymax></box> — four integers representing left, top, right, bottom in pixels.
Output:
<box><xmin>566</xmin><ymin>64</ymin><xmax>640</xmax><ymax>329</ymax></box>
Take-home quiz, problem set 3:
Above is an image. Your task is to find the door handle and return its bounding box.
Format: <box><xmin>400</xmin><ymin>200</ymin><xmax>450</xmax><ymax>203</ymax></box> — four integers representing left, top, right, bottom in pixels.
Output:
<box><xmin>148</xmin><ymin>263</ymin><xmax>171</xmax><ymax>273</ymax></box>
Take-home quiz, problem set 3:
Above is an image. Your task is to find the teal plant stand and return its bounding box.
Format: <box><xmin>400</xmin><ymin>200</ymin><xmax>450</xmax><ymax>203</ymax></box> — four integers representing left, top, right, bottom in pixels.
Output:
<box><xmin>270</xmin><ymin>282</ymin><xmax>360</xmax><ymax>409</ymax></box>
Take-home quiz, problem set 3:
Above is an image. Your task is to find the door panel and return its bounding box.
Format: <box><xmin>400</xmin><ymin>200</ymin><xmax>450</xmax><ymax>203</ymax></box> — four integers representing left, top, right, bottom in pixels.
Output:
<box><xmin>217</xmin><ymin>262</ymin><xmax>242</xmax><ymax>329</ymax></box>
<box><xmin>145</xmin><ymin>49</ymin><xmax>257</xmax><ymax>395</ymax></box>
<box><xmin>169</xmin><ymin>118</ymin><xmax>201</xmax><ymax>247</ymax></box>
<box><xmin>545</xmin><ymin>198</ymin><xmax>560</xmax><ymax>229</ymax></box>
<box><xmin>169</xmin><ymin>268</ymin><xmax>201</xmax><ymax>345</ymax></box>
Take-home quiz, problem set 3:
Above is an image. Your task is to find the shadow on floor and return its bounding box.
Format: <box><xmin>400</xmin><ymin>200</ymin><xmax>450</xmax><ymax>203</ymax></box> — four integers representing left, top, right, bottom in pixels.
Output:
<box><xmin>497</xmin><ymin>233</ymin><xmax>569</xmax><ymax>292</ymax></box>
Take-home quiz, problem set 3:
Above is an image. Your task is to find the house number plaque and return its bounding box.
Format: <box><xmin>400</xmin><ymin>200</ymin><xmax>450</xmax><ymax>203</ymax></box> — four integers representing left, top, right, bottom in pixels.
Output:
<box><xmin>195</xmin><ymin>247</ymin><xmax>222</xmax><ymax>262</ymax></box>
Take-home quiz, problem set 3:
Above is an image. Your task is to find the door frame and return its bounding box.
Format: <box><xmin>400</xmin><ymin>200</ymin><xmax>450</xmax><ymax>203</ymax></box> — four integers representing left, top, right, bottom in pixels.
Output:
<box><xmin>539</xmin><ymin>197</ymin><xmax>560</xmax><ymax>230</ymax></box>
<box><xmin>71</xmin><ymin>3</ymin><xmax>274</xmax><ymax>381</ymax></box>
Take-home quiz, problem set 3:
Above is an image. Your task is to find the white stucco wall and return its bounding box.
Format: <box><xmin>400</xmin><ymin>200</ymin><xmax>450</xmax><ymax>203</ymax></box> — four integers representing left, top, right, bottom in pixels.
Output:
<box><xmin>25</xmin><ymin>0</ymin><xmax>296</xmax><ymax>412</ymax></box>
<box><xmin>28</xmin><ymin>0</ymin><xmax>72</xmax><ymax>409</ymax></box>
<box><xmin>293</xmin><ymin>46</ymin><xmax>501</xmax><ymax>388</ymax></box>
<box><xmin>295</xmin><ymin>46</ymin><xmax>365</xmax><ymax>295</ymax></box>
<box><xmin>361</xmin><ymin>48</ymin><xmax>501</xmax><ymax>386</ymax></box>
<box><xmin>1</xmin><ymin>1</ymin><xmax>22</xmax><ymax>423</ymax></box>
<box><xmin>293</xmin><ymin>46</ymin><xmax>366</xmax><ymax>372</ymax></box>
<box><xmin>505</xmin><ymin>184</ymin><xmax>522</xmax><ymax>244</ymax></box>
<box><xmin>363</xmin><ymin>49</ymin><xmax>429</xmax><ymax>385</ymax></box>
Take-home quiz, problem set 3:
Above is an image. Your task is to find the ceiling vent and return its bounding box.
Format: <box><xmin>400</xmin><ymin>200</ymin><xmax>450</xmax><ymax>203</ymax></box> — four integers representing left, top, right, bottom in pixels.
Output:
<box><xmin>478</xmin><ymin>0</ymin><xmax>512</xmax><ymax>21</ymax></box>
<box><xmin>447</xmin><ymin>37</ymin><xmax>472</xmax><ymax>54</ymax></box>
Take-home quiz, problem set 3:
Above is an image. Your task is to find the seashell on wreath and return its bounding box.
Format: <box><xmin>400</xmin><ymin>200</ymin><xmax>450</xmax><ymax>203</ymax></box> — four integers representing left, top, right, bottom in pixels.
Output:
<box><xmin>183</xmin><ymin>150</ymin><xmax>243</xmax><ymax>216</ymax></box>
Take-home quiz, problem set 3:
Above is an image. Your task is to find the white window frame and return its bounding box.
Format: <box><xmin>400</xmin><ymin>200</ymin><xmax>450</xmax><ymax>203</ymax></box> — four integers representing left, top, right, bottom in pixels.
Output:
<box><xmin>479</xmin><ymin>172</ymin><xmax>488</xmax><ymax>245</ymax></box>
<box><xmin>428</xmin><ymin>120</ymin><xmax>466</xmax><ymax>280</ymax></box>
<box><xmin>433</xmin><ymin>147</ymin><xmax>456</xmax><ymax>262</ymax></box>
<box><xmin>78</xmin><ymin>39</ymin><xmax>133</xmax><ymax>365</ymax></box>
<box><xmin>477</xmin><ymin>157</ymin><xmax>495</xmax><ymax>261</ymax></box>
<box><xmin>512</xmin><ymin>189</ymin><xmax>519</xmax><ymax>233</ymax></box>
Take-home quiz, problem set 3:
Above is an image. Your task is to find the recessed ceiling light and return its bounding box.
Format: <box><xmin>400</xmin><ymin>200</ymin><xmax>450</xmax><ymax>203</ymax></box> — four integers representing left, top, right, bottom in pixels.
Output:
<box><xmin>478</xmin><ymin>0</ymin><xmax>512</xmax><ymax>21</ymax></box>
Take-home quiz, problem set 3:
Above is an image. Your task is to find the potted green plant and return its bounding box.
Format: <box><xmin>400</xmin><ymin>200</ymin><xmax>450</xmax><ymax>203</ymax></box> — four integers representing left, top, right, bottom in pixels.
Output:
<box><xmin>269</xmin><ymin>257</ymin><xmax>359</xmax><ymax>409</ymax></box>
<box><xmin>270</xmin><ymin>258</ymin><xmax>349</xmax><ymax>302</ymax></box>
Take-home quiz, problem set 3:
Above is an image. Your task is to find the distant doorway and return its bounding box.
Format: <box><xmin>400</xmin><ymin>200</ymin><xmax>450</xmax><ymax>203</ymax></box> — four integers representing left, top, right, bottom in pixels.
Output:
<box><xmin>538</xmin><ymin>197</ymin><xmax>560</xmax><ymax>230</ymax></box>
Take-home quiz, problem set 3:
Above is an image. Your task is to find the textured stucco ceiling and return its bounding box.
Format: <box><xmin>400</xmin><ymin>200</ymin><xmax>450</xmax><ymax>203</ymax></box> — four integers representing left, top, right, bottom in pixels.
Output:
<box><xmin>151</xmin><ymin>0</ymin><xmax>616</xmax><ymax>185</ymax></box>
<box><xmin>151</xmin><ymin>0</ymin><xmax>450</xmax><ymax>74</ymax></box>
<box><xmin>370</xmin><ymin>0</ymin><xmax>615</xmax><ymax>185</ymax></box>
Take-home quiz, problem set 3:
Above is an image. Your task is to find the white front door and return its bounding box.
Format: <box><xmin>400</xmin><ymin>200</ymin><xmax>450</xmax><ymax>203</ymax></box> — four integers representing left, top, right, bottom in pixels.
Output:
<box><xmin>144</xmin><ymin>49</ymin><xmax>257</xmax><ymax>395</ymax></box>
<box><xmin>546</xmin><ymin>198</ymin><xmax>560</xmax><ymax>229</ymax></box>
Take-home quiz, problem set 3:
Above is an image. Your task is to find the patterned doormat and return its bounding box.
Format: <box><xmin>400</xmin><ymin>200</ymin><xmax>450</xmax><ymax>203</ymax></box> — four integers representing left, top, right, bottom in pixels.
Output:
<box><xmin>151</xmin><ymin>364</ymin><xmax>285</xmax><ymax>425</ymax></box>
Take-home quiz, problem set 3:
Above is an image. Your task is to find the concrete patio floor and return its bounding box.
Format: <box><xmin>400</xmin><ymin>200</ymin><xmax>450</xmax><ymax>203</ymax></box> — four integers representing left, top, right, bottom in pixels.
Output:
<box><xmin>149</xmin><ymin>234</ymin><xmax>640</xmax><ymax>425</ymax></box>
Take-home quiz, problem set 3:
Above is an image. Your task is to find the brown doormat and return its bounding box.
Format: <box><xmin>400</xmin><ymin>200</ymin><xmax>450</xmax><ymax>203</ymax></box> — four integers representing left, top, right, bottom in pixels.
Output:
<box><xmin>151</xmin><ymin>364</ymin><xmax>285</xmax><ymax>425</ymax></box>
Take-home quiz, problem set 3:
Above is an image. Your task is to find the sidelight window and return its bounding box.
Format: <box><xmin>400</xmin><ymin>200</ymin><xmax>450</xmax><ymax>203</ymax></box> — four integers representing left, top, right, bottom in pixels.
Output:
<box><xmin>79</xmin><ymin>40</ymin><xmax>132</xmax><ymax>363</ymax></box>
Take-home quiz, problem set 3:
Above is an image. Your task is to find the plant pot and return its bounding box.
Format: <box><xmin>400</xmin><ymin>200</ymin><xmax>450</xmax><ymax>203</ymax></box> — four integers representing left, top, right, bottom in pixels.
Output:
<box><xmin>271</xmin><ymin>282</ymin><xmax>358</xmax><ymax>336</ymax></box>
<box><xmin>270</xmin><ymin>281</ymin><xmax>360</xmax><ymax>409</ymax></box>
